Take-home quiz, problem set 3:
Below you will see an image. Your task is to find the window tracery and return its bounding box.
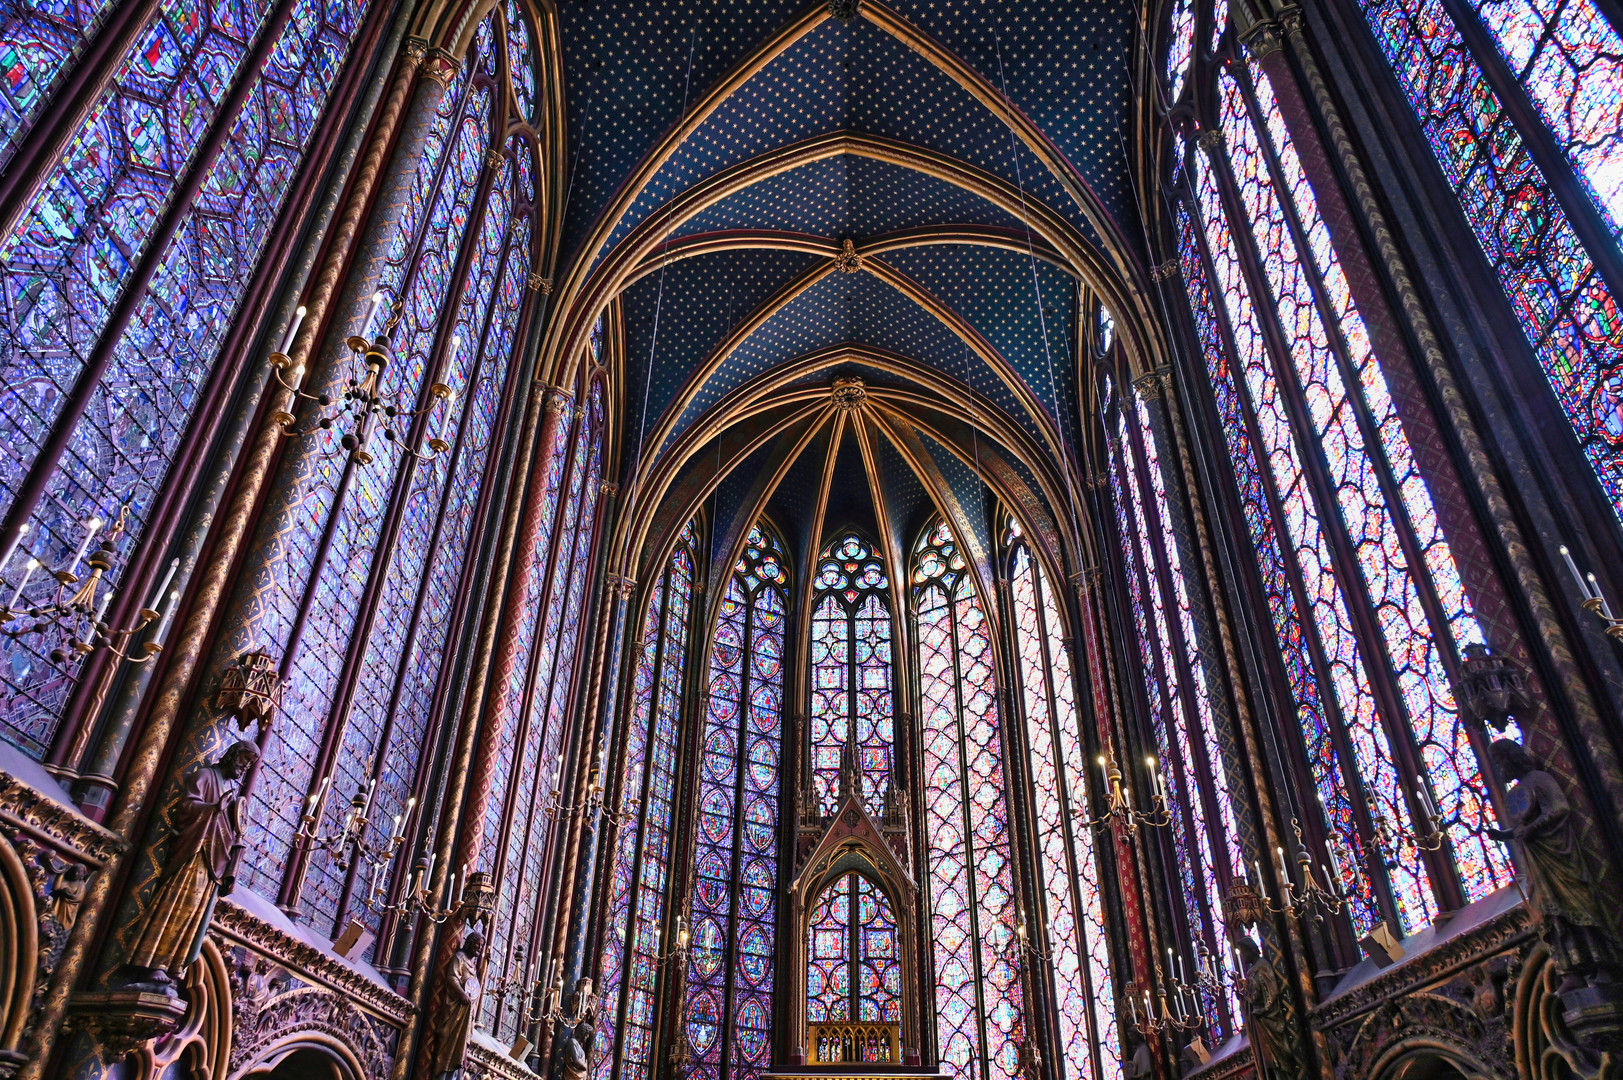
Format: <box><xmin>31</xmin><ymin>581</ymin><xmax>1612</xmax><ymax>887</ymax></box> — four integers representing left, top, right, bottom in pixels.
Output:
<box><xmin>218</xmin><ymin>4</ymin><xmax>551</xmax><ymax>973</ymax></box>
<box><xmin>683</xmin><ymin>525</ymin><xmax>789</xmax><ymax>1080</ymax></box>
<box><xmin>600</xmin><ymin>521</ymin><xmax>699</xmax><ymax>1080</ymax></box>
<box><xmin>913</xmin><ymin>521</ymin><xmax>1023</xmax><ymax>1080</ymax></box>
<box><xmin>810</xmin><ymin>533</ymin><xmax>894</xmax><ymax>819</ymax></box>
<box><xmin>0</xmin><ymin>0</ymin><xmax>372</xmax><ymax>754</ymax></box>
<box><xmin>1173</xmin><ymin>32</ymin><xmax>1515</xmax><ymax>936</ymax></box>
<box><xmin>1004</xmin><ymin>523</ymin><xmax>1120</xmax><ymax>1080</ymax></box>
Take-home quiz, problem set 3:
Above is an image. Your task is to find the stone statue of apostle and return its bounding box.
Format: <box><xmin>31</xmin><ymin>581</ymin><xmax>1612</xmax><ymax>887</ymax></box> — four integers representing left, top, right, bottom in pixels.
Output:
<box><xmin>122</xmin><ymin>741</ymin><xmax>258</xmax><ymax>989</ymax></box>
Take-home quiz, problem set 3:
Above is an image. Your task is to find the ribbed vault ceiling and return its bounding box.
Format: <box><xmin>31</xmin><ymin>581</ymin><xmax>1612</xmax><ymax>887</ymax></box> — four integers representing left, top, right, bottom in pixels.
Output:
<box><xmin>544</xmin><ymin>0</ymin><xmax>1153</xmax><ymax>589</ymax></box>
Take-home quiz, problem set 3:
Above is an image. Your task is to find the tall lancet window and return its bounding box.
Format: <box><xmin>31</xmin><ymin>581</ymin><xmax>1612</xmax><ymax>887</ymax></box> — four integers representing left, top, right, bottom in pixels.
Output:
<box><xmin>806</xmin><ymin>872</ymin><xmax>902</xmax><ymax>1032</ymax></box>
<box><xmin>232</xmin><ymin>3</ymin><xmax>546</xmax><ymax>966</ymax></box>
<box><xmin>683</xmin><ymin>525</ymin><xmax>789</xmax><ymax>1080</ymax></box>
<box><xmin>913</xmin><ymin>521</ymin><xmax>1024</xmax><ymax>1080</ymax></box>
<box><xmin>480</xmin><ymin>363</ymin><xmax>606</xmax><ymax>1040</ymax></box>
<box><xmin>1177</xmin><ymin>45</ymin><xmax>1514</xmax><ymax>940</ymax></box>
<box><xmin>600</xmin><ymin>521</ymin><xmax>699</xmax><ymax>1080</ymax></box>
<box><xmin>1360</xmin><ymin>0</ymin><xmax>1623</xmax><ymax>524</ymax></box>
<box><xmin>1104</xmin><ymin>383</ymin><xmax>1242</xmax><ymax>1039</ymax></box>
<box><xmin>1004</xmin><ymin>522</ymin><xmax>1119</xmax><ymax>1080</ymax></box>
<box><xmin>0</xmin><ymin>0</ymin><xmax>374</xmax><ymax>754</ymax></box>
<box><xmin>809</xmin><ymin>533</ymin><xmax>894</xmax><ymax>818</ymax></box>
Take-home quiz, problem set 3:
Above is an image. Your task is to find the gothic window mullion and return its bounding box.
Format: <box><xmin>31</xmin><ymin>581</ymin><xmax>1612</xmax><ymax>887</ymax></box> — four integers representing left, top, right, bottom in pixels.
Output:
<box><xmin>274</xmin><ymin>67</ymin><xmax>482</xmax><ymax>900</ymax></box>
<box><xmin>1427</xmin><ymin>0</ymin><xmax>1623</xmax><ymax>295</ymax></box>
<box><xmin>1115</xmin><ymin>410</ymin><xmax>1228</xmax><ymax>990</ymax></box>
<box><xmin>332</xmin><ymin>204</ymin><xmax>525</xmax><ymax>938</ymax></box>
<box><xmin>608</xmin><ymin>565</ymin><xmax>675</xmax><ymax>1080</ymax></box>
<box><xmin>1182</xmin><ymin>188</ymin><xmax>1411</xmax><ymax>933</ymax></box>
<box><xmin>488</xmin><ymin>409</ymin><xmax>589</xmax><ymax>1036</ymax></box>
<box><xmin>1230</xmin><ymin>61</ymin><xmax>1477</xmax><ymax>700</ymax></box>
<box><xmin>716</xmin><ymin>583</ymin><xmax>754</xmax><ymax>1080</ymax></box>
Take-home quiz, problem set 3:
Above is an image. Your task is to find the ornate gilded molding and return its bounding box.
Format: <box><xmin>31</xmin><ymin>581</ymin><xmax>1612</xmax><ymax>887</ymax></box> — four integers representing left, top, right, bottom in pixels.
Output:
<box><xmin>540</xmin><ymin>388</ymin><xmax>573</xmax><ymax>415</ymax></box>
<box><xmin>421</xmin><ymin>51</ymin><xmax>460</xmax><ymax>89</ymax></box>
<box><xmin>466</xmin><ymin>1034</ymin><xmax>541</xmax><ymax>1080</ymax></box>
<box><xmin>1149</xmin><ymin>256</ymin><xmax>1180</xmax><ymax>282</ymax></box>
<box><xmin>831</xmin><ymin>376</ymin><xmax>868</xmax><ymax>410</ymax></box>
<box><xmin>0</xmin><ymin>771</ymin><xmax>120</xmax><ymax>867</ymax></box>
<box><xmin>208</xmin><ymin>899</ymin><xmax>412</xmax><ymax>1026</ymax></box>
<box><xmin>402</xmin><ymin>37</ymin><xmax>428</xmax><ymax>62</ymax></box>
<box><xmin>600</xmin><ymin>481</ymin><xmax>620</xmax><ymax>498</ymax></box>
<box><xmin>604</xmin><ymin>573</ymin><xmax>637</xmax><ymax>596</ymax></box>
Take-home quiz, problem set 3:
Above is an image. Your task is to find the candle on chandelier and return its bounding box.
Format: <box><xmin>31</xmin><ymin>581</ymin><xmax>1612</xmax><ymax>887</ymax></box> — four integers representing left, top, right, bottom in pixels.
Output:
<box><xmin>1588</xmin><ymin>574</ymin><xmax>1616</xmax><ymax>620</ymax></box>
<box><xmin>1559</xmin><ymin>546</ymin><xmax>1594</xmax><ymax>600</ymax></box>
<box><xmin>68</xmin><ymin>516</ymin><xmax>103</xmax><ymax>577</ymax></box>
<box><xmin>0</xmin><ymin>523</ymin><xmax>28</xmax><ymax>577</ymax></box>
<box><xmin>281</xmin><ymin>304</ymin><xmax>308</xmax><ymax>356</ymax></box>
<box><xmin>1253</xmin><ymin>859</ymin><xmax>1269</xmax><ymax>903</ymax></box>
<box><xmin>1414</xmin><ymin>783</ymin><xmax>1438</xmax><ymax>824</ymax></box>
<box><xmin>1147</xmin><ymin>756</ymin><xmax>1165</xmax><ymax>802</ymax></box>
<box><xmin>147</xmin><ymin>557</ymin><xmax>179</xmax><ymax>614</ymax></box>
<box><xmin>10</xmin><ymin>557</ymin><xmax>39</xmax><ymax>610</ymax></box>
<box><xmin>362</xmin><ymin>292</ymin><xmax>385</xmax><ymax>339</ymax></box>
<box><xmin>153</xmin><ymin>589</ymin><xmax>179</xmax><ymax>643</ymax></box>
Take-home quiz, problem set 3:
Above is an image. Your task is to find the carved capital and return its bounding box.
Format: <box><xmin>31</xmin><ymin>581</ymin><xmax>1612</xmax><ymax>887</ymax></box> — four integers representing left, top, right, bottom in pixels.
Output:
<box><xmin>403</xmin><ymin>37</ymin><xmax>429</xmax><ymax>63</ymax></box>
<box><xmin>1241</xmin><ymin>21</ymin><xmax>1285</xmax><ymax>59</ymax></box>
<box><xmin>1131</xmin><ymin>371</ymin><xmax>1164</xmax><ymax>401</ymax></box>
<box><xmin>1149</xmin><ymin>256</ymin><xmax>1180</xmax><ymax>282</ymax></box>
<box><xmin>528</xmin><ymin>273</ymin><xmax>551</xmax><ymax>294</ymax></box>
<box><xmin>485</xmin><ymin>148</ymin><xmax>507</xmax><ymax>170</ymax></box>
<box><xmin>600</xmin><ymin>481</ymin><xmax>620</xmax><ymax>497</ymax></box>
<box><xmin>422</xmin><ymin>51</ymin><xmax>460</xmax><ymax>89</ymax></box>
<box><xmin>541</xmin><ymin>387</ymin><xmax>573</xmax><ymax>415</ymax></box>
<box><xmin>605</xmin><ymin>574</ymin><xmax>637</xmax><ymax>597</ymax></box>
<box><xmin>1196</xmin><ymin>129</ymin><xmax>1225</xmax><ymax>154</ymax></box>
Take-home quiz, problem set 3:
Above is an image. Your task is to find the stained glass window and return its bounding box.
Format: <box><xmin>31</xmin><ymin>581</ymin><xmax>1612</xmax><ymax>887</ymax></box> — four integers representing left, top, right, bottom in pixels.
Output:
<box><xmin>683</xmin><ymin>525</ymin><xmax>788</xmax><ymax>1080</ymax></box>
<box><xmin>1166</xmin><ymin>0</ymin><xmax>1197</xmax><ymax>102</ymax></box>
<box><xmin>810</xmin><ymin>533</ymin><xmax>894</xmax><ymax>819</ymax></box>
<box><xmin>599</xmin><ymin>522</ymin><xmax>698</xmax><ymax>1080</ymax></box>
<box><xmin>1106</xmin><ymin>391</ymin><xmax>1243</xmax><ymax>1039</ymax></box>
<box><xmin>1360</xmin><ymin>0</ymin><xmax>1623</xmax><ymax>525</ymax></box>
<box><xmin>913</xmin><ymin>521</ymin><xmax>1024</xmax><ymax>1080</ymax></box>
<box><xmin>225</xmin><ymin>9</ymin><xmax>551</xmax><ymax>972</ymax></box>
<box><xmin>1177</xmin><ymin>43</ymin><xmax>1515</xmax><ymax>936</ymax></box>
<box><xmin>0</xmin><ymin>0</ymin><xmax>116</xmax><ymax>168</ymax></box>
<box><xmin>1004</xmin><ymin>525</ymin><xmax>1120</xmax><ymax>1080</ymax></box>
<box><xmin>0</xmin><ymin>0</ymin><xmax>373</xmax><ymax>755</ymax></box>
<box><xmin>805</xmin><ymin>872</ymin><xmax>902</xmax><ymax>1046</ymax></box>
<box><xmin>482</xmin><ymin>374</ymin><xmax>606</xmax><ymax>1039</ymax></box>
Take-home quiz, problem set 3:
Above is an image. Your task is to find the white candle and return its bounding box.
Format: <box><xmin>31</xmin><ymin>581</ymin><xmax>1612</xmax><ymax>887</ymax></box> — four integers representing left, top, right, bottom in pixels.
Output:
<box><xmin>452</xmin><ymin>868</ymin><xmax>463</xmax><ymax>905</ymax></box>
<box><xmin>147</xmin><ymin>557</ymin><xmax>179</xmax><ymax>613</ymax></box>
<box><xmin>363</xmin><ymin>292</ymin><xmax>385</xmax><ymax>339</ymax></box>
<box><xmin>1253</xmin><ymin>859</ymin><xmax>1269</xmax><ymax>902</ymax></box>
<box><xmin>93</xmin><ymin>587</ymin><xmax>112</xmax><ymax>625</ymax></box>
<box><xmin>1589</xmin><ymin>574</ymin><xmax>1616</xmax><ymax>620</ymax></box>
<box><xmin>1277</xmin><ymin>845</ymin><xmax>1292</xmax><ymax>887</ymax></box>
<box><xmin>10</xmin><ymin>557</ymin><xmax>39</xmax><ymax>610</ymax></box>
<box><xmin>0</xmin><ymin>523</ymin><xmax>28</xmax><ymax>576</ymax></box>
<box><xmin>153</xmin><ymin>588</ymin><xmax>178</xmax><ymax>643</ymax></box>
<box><xmin>281</xmin><ymin>304</ymin><xmax>308</xmax><ymax>355</ymax></box>
<box><xmin>1098</xmin><ymin>754</ymin><xmax>1109</xmax><ymax>796</ymax></box>
<box><xmin>1322</xmin><ymin>861</ymin><xmax>1341</xmax><ymax>897</ymax></box>
<box><xmin>362</xmin><ymin>774</ymin><xmax>377</xmax><ymax>815</ymax></box>
<box><xmin>68</xmin><ymin>517</ymin><xmax>103</xmax><ymax>576</ymax></box>
<box><xmin>288</xmin><ymin>362</ymin><xmax>307</xmax><ymax>395</ymax></box>
<box><xmin>423</xmin><ymin>848</ymin><xmax>436</xmax><ymax>884</ymax></box>
<box><xmin>1415</xmin><ymin>784</ymin><xmax>1437</xmax><ymax>821</ymax></box>
<box><xmin>1560</xmin><ymin>546</ymin><xmax>1594</xmax><ymax>599</ymax></box>
<box><xmin>370</xmin><ymin>859</ymin><xmax>381</xmax><ymax>902</ymax></box>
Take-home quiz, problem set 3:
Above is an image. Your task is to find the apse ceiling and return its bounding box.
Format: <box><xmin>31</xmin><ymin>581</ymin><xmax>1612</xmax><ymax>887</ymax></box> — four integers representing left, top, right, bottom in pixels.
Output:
<box><xmin>546</xmin><ymin>0</ymin><xmax>1154</xmax><ymax>590</ymax></box>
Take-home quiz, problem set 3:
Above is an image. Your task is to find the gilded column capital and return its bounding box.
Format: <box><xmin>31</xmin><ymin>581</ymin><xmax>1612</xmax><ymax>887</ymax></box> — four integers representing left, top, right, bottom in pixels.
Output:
<box><xmin>403</xmin><ymin>37</ymin><xmax>429</xmax><ymax>63</ymax></box>
<box><xmin>1132</xmin><ymin>370</ymin><xmax>1165</xmax><ymax>401</ymax></box>
<box><xmin>1196</xmin><ymin>129</ymin><xmax>1226</xmax><ymax>155</ymax></box>
<box><xmin>484</xmin><ymin>148</ymin><xmax>506</xmax><ymax>170</ymax></box>
<box><xmin>605</xmin><ymin>573</ymin><xmax>637</xmax><ymax>597</ymax></box>
<box><xmin>1241</xmin><ymin>20</ymin><xmax>1285</xmax><ymax>59</ymax></box>
<box><xmin>528</xmin><ymin>272</ymin><xmax>552</xmax><ymax>294</ymax></box>
<box><xmin>600</xmin><ymin>481</ymin><xmax>620</xmax><ymax>497</ymax></box>
<box><xmin>540</xmin><ymin>386</ymin><xmax>573</xmax><ymax>414</ymax></box>
<box><xmin>422</xmin><ymin>50</ymin><xmax>460</xmax><ymax>89</ymax></box>
<box><xmin>1150</xmin><ymin>256</ymin><xmax>1180</xmax><ymax>282</ymax></box>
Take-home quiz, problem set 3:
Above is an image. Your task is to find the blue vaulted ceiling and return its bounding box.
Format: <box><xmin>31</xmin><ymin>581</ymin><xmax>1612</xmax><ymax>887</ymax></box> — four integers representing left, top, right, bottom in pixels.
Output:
<box><xmin>554</xmin><ymin>0</ymin><xmax>1142</xmax><ymax>562</ymax></box>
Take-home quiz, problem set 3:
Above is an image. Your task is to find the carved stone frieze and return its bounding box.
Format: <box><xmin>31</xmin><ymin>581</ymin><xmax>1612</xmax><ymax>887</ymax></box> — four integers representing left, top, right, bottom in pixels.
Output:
<box><xmin>0</xmin><ymin>764</ymin><xmax>119</xmax><ymax>1073</ymax></box>
<box><xmin>1314</xmin><ymin>902</ymin><xmax>1535</xmax><ymax>1080</ymax></box>
<box><xmin>465</xmin><ymin>1032</ymin><xmax>541</xmax><ymax>1080</ymax></box>
<box><xmin>224</xmin><ymin>945</ymin><xmax>397</xmax><ymax>1080</ymax></box>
